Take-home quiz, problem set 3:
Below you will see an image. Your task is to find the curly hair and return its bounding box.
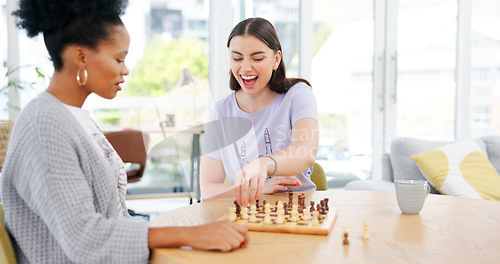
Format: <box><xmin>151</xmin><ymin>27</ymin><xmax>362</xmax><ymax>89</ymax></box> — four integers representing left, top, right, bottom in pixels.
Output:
<box><xmin>13</xmin><ymin>0</ymin><xmax>128</xmax><ymax>70</ymax></box>
<box><xmin>227</xmin><ymin>17</ymin><xmax>310</xmax><ymax>93</ymax></box>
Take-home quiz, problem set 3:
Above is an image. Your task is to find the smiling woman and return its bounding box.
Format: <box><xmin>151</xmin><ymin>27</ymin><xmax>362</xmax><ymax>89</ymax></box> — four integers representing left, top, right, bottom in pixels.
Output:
<box><xmin>229</xmin><ymin>35</ymin><xmax>279</xmax><ymax>100</ymax></box>
<box><xmin>200</xmin><ymin>17</ymin><xmax>320</xmax><ymax>206</ymax></box>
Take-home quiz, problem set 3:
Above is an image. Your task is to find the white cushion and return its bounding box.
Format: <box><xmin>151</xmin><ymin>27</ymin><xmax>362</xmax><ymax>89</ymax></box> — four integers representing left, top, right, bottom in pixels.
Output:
<box><xmin>410</xmin><ymin>140</ymin><xmax>500</xmax><ymax>201</ymax></box>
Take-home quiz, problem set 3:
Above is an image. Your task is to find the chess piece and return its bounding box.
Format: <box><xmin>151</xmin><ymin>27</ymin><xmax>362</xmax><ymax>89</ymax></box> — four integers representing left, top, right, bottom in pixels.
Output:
<box><xmin>312</xmin><ymin>211</ymin><xmax>320</xmax><ymax>225</ymax></box>
<box><xmin>234</xmin><ymin>201</ymin><xmax>241</xmax><ymax>215</ymax></box>
<box><xmin>297</xmin><ymin>195</ymin><xmax>304</xmax><ymax>210</ymax></box>
<box><xmin>241</xmin><ymin>206</ymin><xmax>249</xmax><ymax>220</ymax></box>
<box><xmin>290</xmin><ymin>204</ymin><xmax>298</xmax><ymax>222</ymax></box>
<box><xmin>302</xmin><ymin>210</ymin><xmax>310</xmax><ymax>221</ymax></box>
<box><xmin>264</xmin><ymin>202</ymin><xmax>271</xmax><ymax>214</ymax></box>
<box><xmin>249</xmin><ymin>210</ymin><xmax>258</xmax><ymax>223</ymax></box>
<box><xmin>263</xmin><ymin>211</ymin><xmax>272</xmax><ymax>224</ymax></box>
<box><xmin>277</xmin><ymin>201</ymin><xmax>284</xmax><ymax>215</ymax></box>
<box><xmin>320</xmin><ymin>200</ymin><xmax>327</xmax><ymax>214</ymax></box>
<box><xmin>256</xmin><ymin>199</ymin><xmax>260</xmax><ymax>209</ymax></box>
<box><xmin>228</xmin><ymin>206</ymin><xmax>237</xmax><ymax>221</ymax></box>
<box><xmin>290</xmin><ymin>210</ymin><xmax>298</xmax><ymax>222</ymax></box>
<box><xmin>343</xmin><ymin>232</ymin><xmax>349</xmax><ymax>245</ymax></box>
<box><xmin>362</xmin><ymin>221</ymin><xmax>369</xmax><ymax>241</ymax></box>
<box><xmin>249</xmin><ymin>214</ymin><xmax>257</xmax><ymax>223</ymax></box>
<box><xmin>276</xmin><ymin>212</ymin><xmax>285</xmax><ymax>224</ymax></box>
<box><xmin>343</xmin><ymin>226</ymin><xmax>350</xmax><ymax>245</ymax></box>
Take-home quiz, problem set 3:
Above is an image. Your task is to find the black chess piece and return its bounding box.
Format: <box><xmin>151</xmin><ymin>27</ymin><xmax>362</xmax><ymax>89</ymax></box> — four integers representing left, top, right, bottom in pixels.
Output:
<box><xmin>343</xmin><ymin>232</ymin><xmax>349</xmax><ymax>245</ymax></box>
<box><xmin>234</xmin><ymin>201</ymin><xmax>241</xmax><ymax>215</ymax></box>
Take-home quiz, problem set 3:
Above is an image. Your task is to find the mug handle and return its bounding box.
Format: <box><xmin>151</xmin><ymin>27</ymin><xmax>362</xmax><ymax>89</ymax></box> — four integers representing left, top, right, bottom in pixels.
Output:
<box><xmin>424</xmin><ymin>182</ymin><xmax>430</xmax><ymax>196</ymax></box>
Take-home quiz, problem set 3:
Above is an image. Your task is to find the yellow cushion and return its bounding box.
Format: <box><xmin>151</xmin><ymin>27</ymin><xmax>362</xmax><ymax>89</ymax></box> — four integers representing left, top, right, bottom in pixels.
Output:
<box><xmin>410</xmin><ymin>140</ymin><xmax>500</xmax><ymax>201</ymax></box>
<box><xmin>0</xmin><ymin>224</ymin><xmax>16</xmax><ymax>264</ymax></box>
<box><xmin>0</xmin><ymin>202</ymin><xmax>16</xmax><ymax>264</ymax></box>
<box><xmin>311</xmin><ymin>163</ymin><xmax>327</xmax><ymax>191</ymax></box>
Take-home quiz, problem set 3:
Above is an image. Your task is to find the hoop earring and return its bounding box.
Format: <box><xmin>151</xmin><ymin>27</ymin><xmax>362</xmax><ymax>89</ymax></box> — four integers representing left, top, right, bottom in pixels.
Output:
<box><xmin>77</xmin><ymin>68</ymin><xmax>88</xmax><ymax>86</ymax></box>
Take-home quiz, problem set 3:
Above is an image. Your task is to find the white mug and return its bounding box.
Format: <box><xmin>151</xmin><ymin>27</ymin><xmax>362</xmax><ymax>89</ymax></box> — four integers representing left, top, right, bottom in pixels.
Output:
<box><xmin>395</xmin><ymin>179</ymin><xmax>430</xmax><ymax>214</ymax></box>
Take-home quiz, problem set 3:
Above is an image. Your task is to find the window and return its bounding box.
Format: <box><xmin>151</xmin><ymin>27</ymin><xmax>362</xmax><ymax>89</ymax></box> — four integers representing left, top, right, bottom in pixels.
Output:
<box><xmin>231</xmin><ymin>0</ymin><xmax>300</xmax><ymax>77</ymax></box>
<box><xmin>83</xmin><ymin>0</ymin><xmax>211</xmax><ymax>196</ymax></box>
<box><xmin>470</xmin><ymin>0</ymin><xmax>500</xmax><ymax>137</ymax></box>
<box><xmin>1</xmin><ymin>0</ymin><xmax>8</xmax><ymax>120</ymax></box>
<box><xmin>396</xmin><ymin>0</ymin><xmax>457</xmax><ymax>141</ymax></box>
<box><xmin>312</xmin><ymin>0</ymin><xmax>373</xmax><ymax>187</ymax></box>
<box><xmin>4</xmin><ymin>0</ymin><xmax>500</xmax><ymax>192</ymax></box>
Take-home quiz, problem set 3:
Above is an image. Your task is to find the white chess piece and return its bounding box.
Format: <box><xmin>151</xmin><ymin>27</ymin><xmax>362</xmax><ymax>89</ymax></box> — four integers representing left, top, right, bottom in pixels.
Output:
<box><xmin>362</xmin><ymin>221</ymin><xmax>369</xmax><ymax>241</ymax></box>
<box><xmin>290</xmin><ymin>210</ymin><xmax>298</xmax><ymax>222</ymax></box>
<box><xmin>312</xmin><ymin>211</ymin><xmax>319</xmax><ymax>225</ymax></box>
<box><xmin>277</xmin><ymin>203</ymin><xmax>284</xmax><ymax>215</ymax></box>
<box><xmin>276</xmin><ymin>213</ymin><xmax>284</xmax><ymax>224</ymax></box>
<box><xmin>250</xmin><ymin>204</ymin><xmax>257</xmax><ymax>213</ymax></box>
<box><xmin>228</xmin><ymin>207</ymin><xmax>237</xmax><ymax>222</ymax></box>
<box><xmin>263</xmin><ymin>212</ymin><xmax>272</xmax><ymax>224</ymax></box>
<box><xmin>302</xmin><ymin>211</ymin><xmax>310</xmax><ymax>221</ymax></box>
<box><xmin>264</xmin><ymin>203</ymin><xmax>271</xmax><ymax>214</ymax></box>
<box><xmin>249</xmin><ymin>212</ymin><xmax>258</xmax><ymax>223</ymax></box>
<box><xmin>241</xmin><ymin>206</ymin><xmax>249</xmax><ymax>220</ymax></box>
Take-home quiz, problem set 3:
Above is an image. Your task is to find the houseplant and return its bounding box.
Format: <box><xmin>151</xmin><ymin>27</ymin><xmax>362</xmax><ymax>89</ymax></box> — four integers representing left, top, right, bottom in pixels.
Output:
<box><xmin>0</xmin><ymin>66</ymin><xmax>46</xmax><ymax>170</ymax></box>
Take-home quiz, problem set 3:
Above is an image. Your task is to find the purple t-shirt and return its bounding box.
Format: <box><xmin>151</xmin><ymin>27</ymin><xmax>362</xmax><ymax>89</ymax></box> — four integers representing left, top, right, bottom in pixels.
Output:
<box><xmin>204</xmin><ymin>82</ymin><xmax>318</xmax><ymax>191</ymax></box>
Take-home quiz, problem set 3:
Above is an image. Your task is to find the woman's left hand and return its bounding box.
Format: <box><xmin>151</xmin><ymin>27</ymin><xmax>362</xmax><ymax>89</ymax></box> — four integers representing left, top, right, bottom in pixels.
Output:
<box><xmin>262</xmin><ymin>176</ymin><xmax>301</xmax><ymax>195</ymax></box>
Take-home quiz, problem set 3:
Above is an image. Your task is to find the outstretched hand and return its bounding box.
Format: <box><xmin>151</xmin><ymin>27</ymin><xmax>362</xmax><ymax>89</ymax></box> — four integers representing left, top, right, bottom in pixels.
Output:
<box><xmin>234</xmin><ymin>156</ymin><xmax>302</xmax><ymax>206</ymax></box>
<box><xmin>234</xmin><ymin>158</ymin><xmax>268</xmax><ymax>207</ymax></box>
<box><xmin>262</xmin><ymin>176</ymin><xmax>301</xmax><ymax>194</ymax></box>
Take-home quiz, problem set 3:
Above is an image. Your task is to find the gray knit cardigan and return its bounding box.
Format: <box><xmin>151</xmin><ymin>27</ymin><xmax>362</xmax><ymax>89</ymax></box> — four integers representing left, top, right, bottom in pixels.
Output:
<box><xmin>1</xmin><ymin>92</ymin><xmax>150</xmax><ymax>263</ymax></box>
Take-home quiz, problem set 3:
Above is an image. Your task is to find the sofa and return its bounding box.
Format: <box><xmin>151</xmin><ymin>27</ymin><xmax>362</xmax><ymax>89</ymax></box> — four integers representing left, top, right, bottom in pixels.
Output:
<box><xmin>345</xmin><ymin>136</ymin><xmax>500</xmax><ymax>200</ymax></box>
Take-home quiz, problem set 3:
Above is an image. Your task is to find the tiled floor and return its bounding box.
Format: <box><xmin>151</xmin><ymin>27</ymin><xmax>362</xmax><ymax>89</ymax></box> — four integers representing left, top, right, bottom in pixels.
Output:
<box><xmin>125</xmin><ymin>197</ymin><xmax>193</xmax><ymax>221</ymax></box>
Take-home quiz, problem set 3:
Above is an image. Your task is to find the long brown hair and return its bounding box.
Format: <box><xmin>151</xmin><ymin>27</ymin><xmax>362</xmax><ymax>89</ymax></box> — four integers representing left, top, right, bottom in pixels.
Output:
<box><xmin>227</xmin><ymin>17</ymin><xmax>310</xmax><ymax>93</ymax></box>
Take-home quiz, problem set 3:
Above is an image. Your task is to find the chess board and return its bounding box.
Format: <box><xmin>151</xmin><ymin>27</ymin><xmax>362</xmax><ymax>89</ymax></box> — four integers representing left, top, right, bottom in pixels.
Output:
<box><xmin>220</xmin><ymin>199</ymin><xmax>337</xmax><ymax>236</ymax></box>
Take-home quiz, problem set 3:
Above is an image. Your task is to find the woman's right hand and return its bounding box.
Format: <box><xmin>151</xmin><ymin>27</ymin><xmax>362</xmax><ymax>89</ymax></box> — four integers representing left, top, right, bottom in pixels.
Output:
<box><xmin>185</xmin><ymin>220</ymin><xmax>249</xmax><ymax>252</ymax></box>
<box><xmin>148</xmin><ymin>220</ymin><xmax>248</xmax><ymax>251</ymax></box>
<box><xmin>234</xmin><ymin>157</ymin><xmax>272</xmax><ymax>206</ymax></box>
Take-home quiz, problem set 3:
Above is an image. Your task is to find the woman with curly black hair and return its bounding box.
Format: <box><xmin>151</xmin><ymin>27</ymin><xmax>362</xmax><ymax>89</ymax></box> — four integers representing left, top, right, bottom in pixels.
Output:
<box><xmin>1</xmin><ymin>0</ymin><xmax>248</xmax><ymax>263</ymax></box>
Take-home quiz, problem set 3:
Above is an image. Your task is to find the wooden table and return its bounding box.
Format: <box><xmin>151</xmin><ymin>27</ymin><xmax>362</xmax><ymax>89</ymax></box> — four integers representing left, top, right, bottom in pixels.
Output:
<box><xmin>149</xmin><ymin>190</ymin><xmax>500</xmax><ymax>264</ymax></box>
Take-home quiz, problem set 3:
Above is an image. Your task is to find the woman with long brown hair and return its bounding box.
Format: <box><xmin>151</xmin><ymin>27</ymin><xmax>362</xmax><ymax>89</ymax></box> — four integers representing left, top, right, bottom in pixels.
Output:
<box><xmin>201</xmin><ymin>17</ymin><xmax>319</xmax><ymax>206</ymax></box>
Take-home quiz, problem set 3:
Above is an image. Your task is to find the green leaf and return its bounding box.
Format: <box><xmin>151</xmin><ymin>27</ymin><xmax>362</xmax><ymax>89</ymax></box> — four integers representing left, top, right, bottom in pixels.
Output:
<box><xmin>125</xmin><ymin>36</ymin><xmax>208</xmax><ymax>96</ymax></box>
